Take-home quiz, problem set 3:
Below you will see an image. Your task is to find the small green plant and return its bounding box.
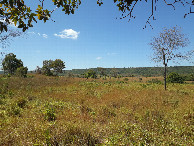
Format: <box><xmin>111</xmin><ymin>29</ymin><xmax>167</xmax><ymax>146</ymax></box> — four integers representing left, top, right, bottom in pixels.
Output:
<box><xmin>116</xmin><ymin>81</ymin><xmax>124</xmax><ymax>84</ymax></box>
<box><xmin>0</xmin><ymin>98</ymin><xmax>4</xmax><ymax>105</ymax></box>
<box><xmin>5</xmin><ymin>74</ymin><xmax>11</xmax><ymax>77</ymax></box>
<box><xmin>102</xmin><ymin>107</ymin><xmax>116</xmax><ymax>117</ymax></box>
<box><xmin>139</xmin><ymin>78</ymin><xmax>142</xmax><ymax>82</ymax></box>
<box><xmin>140</xmin><ymin>84</ymin><xmax>148</xmax><ymax>88</ymax></box>
<box><xmin>44</xmin><ymin>129</ymin><xmax>52</xmax><ymax>145</ymax></box>
<box><xmin>7</xmin><ymin>104</ymin><xmax>21</xmax><ymax>116</ymax></box>
<box><xmin>123</xmin><ymin>78</ymin><xmax>129</xmax><ymax>81</ymax></box>
<box><xmin>27</xmin><ymin>75</ymin><xmax>34</xmax><ymax>78</ymax></box>
<box><xmin>0</xmin><ymin>82</ymin><xmax>9</xmax><ymax>94</ymax></box>
<box><xmin>147</xmin><ymin>78</ymin><xmax>162</xmax><ymax>84</ymax></box>
<box><xmin>0</xmin><ymin>93</ymin><xmax>6</xmax><ymax>99</ymax></box>
<box><xmin>17</xmin><ymin>98</ymin><xmax>27</xmax><ymax>108</ymax></box>
<box><xmin>45</xmin><ymin>106</ymin><xmax>56</xmax><ymax>121</ymax></box>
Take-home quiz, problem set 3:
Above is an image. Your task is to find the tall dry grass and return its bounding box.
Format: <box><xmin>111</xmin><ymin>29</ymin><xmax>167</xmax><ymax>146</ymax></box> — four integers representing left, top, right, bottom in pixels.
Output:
<box><xmin>0</xmin><ymin>75</ymin><xmax>193</xmax><ymax>145</ymax></box>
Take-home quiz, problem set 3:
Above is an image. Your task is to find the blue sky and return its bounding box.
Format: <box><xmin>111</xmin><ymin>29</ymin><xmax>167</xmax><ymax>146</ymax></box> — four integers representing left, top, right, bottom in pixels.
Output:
<box><xmin>1</xmin><ymin>0</ymin><xmax>194</xmax><ymax>70</ymax></box>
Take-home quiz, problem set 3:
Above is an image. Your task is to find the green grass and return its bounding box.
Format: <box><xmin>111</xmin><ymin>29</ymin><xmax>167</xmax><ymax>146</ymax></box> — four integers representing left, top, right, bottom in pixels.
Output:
<box><xmin>0</xmin><ymin>75</ymin><xmax>193</xmax><ymax>145</ymax></box>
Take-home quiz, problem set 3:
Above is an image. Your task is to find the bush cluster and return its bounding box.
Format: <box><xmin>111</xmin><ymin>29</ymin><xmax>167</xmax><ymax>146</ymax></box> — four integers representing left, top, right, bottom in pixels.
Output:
<box><xmin>167</xmin><ymin>72</ymin><xmax>185</xmax><ymax>84</ymax></box>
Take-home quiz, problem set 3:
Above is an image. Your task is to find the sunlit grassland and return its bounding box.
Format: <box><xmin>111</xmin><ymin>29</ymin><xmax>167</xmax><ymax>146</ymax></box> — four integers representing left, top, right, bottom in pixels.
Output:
<box><xmin>0</xmin><ymin>75</ymin><xmax>193</xmax><ymax>145</ymax></box>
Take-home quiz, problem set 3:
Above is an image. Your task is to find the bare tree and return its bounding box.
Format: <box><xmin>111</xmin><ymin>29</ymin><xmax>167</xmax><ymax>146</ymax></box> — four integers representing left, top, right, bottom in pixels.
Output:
<box><xmin>149</xmin><ymin>26</ymin><xmax>193</xmax><ymax>90</ymax></box>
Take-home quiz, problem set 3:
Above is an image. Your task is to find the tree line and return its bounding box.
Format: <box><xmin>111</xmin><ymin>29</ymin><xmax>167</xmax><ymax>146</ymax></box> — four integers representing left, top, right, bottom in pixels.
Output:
<box><xmin>1</xmin><ymin>52</ymin><xmax>193</xmax><ymax>89</ymax></box>
<box><xmin>64</xmin><ymin>67</ymin><xmax>194</xmax><ymax>81</ymax></box>
<box><xmin>1</xmin><ymin>53</ymin><xmax>65</xmax><ymax>77</ymax></box>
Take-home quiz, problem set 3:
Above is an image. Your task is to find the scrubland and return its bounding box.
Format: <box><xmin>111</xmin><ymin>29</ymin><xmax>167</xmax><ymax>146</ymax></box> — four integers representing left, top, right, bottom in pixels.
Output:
<box><xmin>0</xmin><ymin>75</ymin><xmax>193</xmax><ymax>145</ymax></box>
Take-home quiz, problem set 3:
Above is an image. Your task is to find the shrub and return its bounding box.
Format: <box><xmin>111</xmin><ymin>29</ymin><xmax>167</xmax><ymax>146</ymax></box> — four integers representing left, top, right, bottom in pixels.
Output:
<box><xmin>0</xmin><ymin>94</ymin><xmax>6</xmax><ymax>99</ymax></box>
<box><xmin>4</xmin><ymin>74</ymin><xmax>11</xmax><ymax>77</ymax></box>
<box><xmin>16</xmin><ymin>66</ymin><xmax>28</xmax><ymax>77</ymax></box>
<box><xmin>123</xmin><ymin>78</ymin><xmax>129</xmax><ymax>81</ymax></box>
<box><xmin>84</xmin><ymin>70</ymin><xmax>97</xmax><ymax>79</ymax></box>
<box><xmin>147</xmin><ymin>78</ymin><xmax>162</xmax><ymax>84</ymax></box>
<box><xmin>42</xmin><ymin>69</ymin><xmax>53</xmax><ymax>76</ymax></box>
<box><xmin>139</xmin><ymin>78</ymin><xmax>142</xmax><ymax>82</ymax></box>
<box><xmin>27</xmin><ymin>75</ymin><xmax>34</xmax><ymax>78</ymax></box>
<box><xmin>167</xmin><ymin>72</ymin><xmax>184</xmax><ymax>83</ymax></box>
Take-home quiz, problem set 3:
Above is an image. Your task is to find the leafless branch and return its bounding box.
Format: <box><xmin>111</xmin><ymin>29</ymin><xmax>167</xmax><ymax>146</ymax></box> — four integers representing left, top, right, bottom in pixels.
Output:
<box><xmin>118</xmin><ymin>0</ymin><xmax>138</xmax><ymax>21</ymax></box>
<box><xmin>120</xmin><ymin>0</ymin><xmax>194</xmax><ymax>29</ymax></box>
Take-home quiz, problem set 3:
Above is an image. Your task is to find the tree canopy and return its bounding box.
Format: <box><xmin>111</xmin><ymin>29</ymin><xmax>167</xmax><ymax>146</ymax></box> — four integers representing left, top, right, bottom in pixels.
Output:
<box><xmin>2</xmin><ymin>53</ymin><xmax>23</xmax><ymax>75</ymax></box>
<box><xmin>149</xmin><ymin>26</ymin><xmax>192</xmax><ymax>90</ymax></box>
<box><xmin>42</xmin><ymin>59</ymin><xmax>65</xmax><ymax>76</ymax></box>
<box><xmin>150</xmin><ymin>26</ymin><xmax>191</xmax><ymax>64</ymax></box>
<box><xmin>42</xmin><ymin>60</ymin><xmax>54</xmax><ymax>76</ymax></box>
<box><xmin>52</xmin><ymin>59</ymin><xmax>65</xmax><ymax>75</ymax></box>
<box><xmin>0</xmin><ymin>0</ymin><xmax>194</xmax><ymax>32</ymax></box>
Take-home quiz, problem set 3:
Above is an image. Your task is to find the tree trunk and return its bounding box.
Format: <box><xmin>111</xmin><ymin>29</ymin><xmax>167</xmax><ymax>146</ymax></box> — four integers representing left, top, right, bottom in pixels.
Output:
<box><xmin>162</xmin><ymin>49</ymin><xmax>167</xmax><ymax>90</ymax></box>
<box><xmin>164</xmin><ymin>63</ymin><xmax>167</xmax><ymax>90</ymax></box>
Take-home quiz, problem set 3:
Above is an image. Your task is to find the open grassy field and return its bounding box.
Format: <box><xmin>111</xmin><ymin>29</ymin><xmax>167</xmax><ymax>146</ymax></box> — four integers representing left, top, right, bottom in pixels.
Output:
<box><xmin>0</xmin><ymin>75</ymin><xmax>193</xmax><ymax>145</ymax></box>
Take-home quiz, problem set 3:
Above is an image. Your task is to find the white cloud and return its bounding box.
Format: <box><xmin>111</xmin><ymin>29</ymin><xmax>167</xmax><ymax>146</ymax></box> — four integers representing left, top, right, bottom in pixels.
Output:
<box><xmin>54</xmin><ymin>29</ymin><xmax>80</xmax><ymax>39</ymax></box>
<box><xmin>96</xmin><ymin>57</ymin><xmax>102</xmax><ymax>60</ymax></box>
<box><xmin>37</xmin><ymin>33</ymin><xmax>41</xmax><ymax>36</ymax></box>
<box><xmin>42</xmin><ymin>34</ymin><xmax>48</xmax><ymax>38</ymax></box>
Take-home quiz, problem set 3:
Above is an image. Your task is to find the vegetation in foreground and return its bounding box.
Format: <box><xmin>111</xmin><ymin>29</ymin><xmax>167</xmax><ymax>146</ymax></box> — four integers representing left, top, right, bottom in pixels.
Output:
<box><xmin>0</xmin><ymin>75</ymin><xmax>193</xmax><ymax>145</ymax></box>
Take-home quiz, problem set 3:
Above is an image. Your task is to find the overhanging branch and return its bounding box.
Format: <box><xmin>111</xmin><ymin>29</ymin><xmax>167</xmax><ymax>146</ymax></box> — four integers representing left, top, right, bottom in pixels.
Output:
<box><xmin>118</xmin><ymin>0</ymin><xmax>194</xmax><ymax>29</ymax></box>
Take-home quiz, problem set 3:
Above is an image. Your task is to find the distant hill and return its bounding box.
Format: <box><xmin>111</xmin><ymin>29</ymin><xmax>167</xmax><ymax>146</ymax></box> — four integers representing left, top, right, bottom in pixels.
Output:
<box><xmin>67</xmin><ymin>66</ymin><xmax>194</xmax><ymax>77</ymax></box>
<box><xmin>1</xmin><ymin>66</ymin><xmax>193</xmax><ymax>77</ymax></box>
